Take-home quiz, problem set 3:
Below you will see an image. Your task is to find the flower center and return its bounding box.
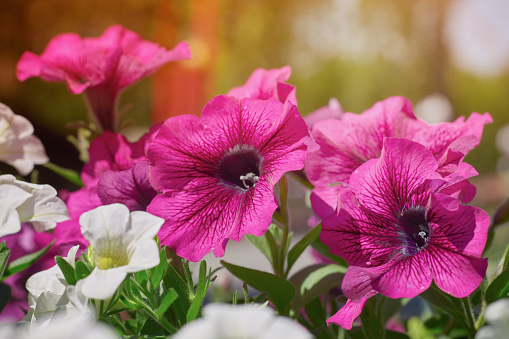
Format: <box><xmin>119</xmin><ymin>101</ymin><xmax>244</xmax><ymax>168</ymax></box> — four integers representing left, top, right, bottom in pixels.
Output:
<box><xmin>94</xmin><ymin>242</ymin><xmax>130</xmax><ymax>270</ymax></box>
<box><xmin>217</xmin><ymin>145</ymin><xmax>262</xmax><ymax>190</ymax></box>
<box><xmin>396</xmin><ymin>206</ymin><xmax>430</xmax><ymax>256</ymax></box>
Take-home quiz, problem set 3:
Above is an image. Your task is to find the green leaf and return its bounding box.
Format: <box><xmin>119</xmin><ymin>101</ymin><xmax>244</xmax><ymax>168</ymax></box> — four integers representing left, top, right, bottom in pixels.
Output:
<box><xmin>290</xmin><ymin>264</ymin><xmax>345</xmax><ymax>311</ymax></box>
<box><xmin>407</xmin><ymin>317</ymin><xmax>435</xmax><ymax>339</ymax></box>
<box><xmin>151</xmin><ymin>249</ymin><xmax>167</xmax><ymax>290</ymax></box>
<box><xmin>74</xmin><ymin>260</ymin><xmax>91</xmax><ymax>281</ymax></box>
<box><xmin>187</xmin><ymin>261</ymin><xmax>209</xmax><ymax>322</ymax></box>
<box><xmin>138</xmin><ymin>270</ymin><xmax>149</xmax><ymax>288</ymax></box>
<box><xmin>140</xmin><ymin>317</ymin><xmax>169</xmax><ymax>336</ymax></box>
<box><xmin>304</xmin><ymin>297</ymin><xmax>326</xmax><ymax>328</ymax></box>
<box><xmin>43</xmin><ymin>162</ymin><xmax>83</xmax><ymax>187</ymax></box>
<box><xmin>486</xmin><ymin>268</ymin><xmax>509</xmax><ymax>303</ymax></box>
<box><xmin>55</xmin><ymin>256</ymin><xmax>77</xmax><ymax>285</ymax></box>
<box><xmin>420</xmin><ymin>284</ymin><xmax>466</xmax><ymax>328</ymax></box>
<box><xmin>221</xmin><ymin>260</ymin><xmax>295</xmax><ymax>314</ymax></box>
<box><xmin>156</xmin><ymin>288</ymin><xmax>178</xmax><ymax>318</ymax></box>
<box><xmin>3</xmin><ymin>240</ymin><xmax>54</xmax><ymax>278</ymax></box>
<box><xmin>0</xmin><ymin>283</ymin><xmax>11</xmax><ymax>313</ymax></box>
<box><xmin>286</xmin><ymin>224</ymin><xmax>322</xmax><ymax>275</ymax></box>
<box><xmin>492</xmin><ymin>197</ymin><xmax>509</xmax><ymax>228</ymax></box>
<box><xmin>0</xmin><ymin>242</ymin><xmax>10</xmax><ymax>279</ymax></box>
<box><xmin>311</xmin><ymin>237</ymin><xmax>349</xmax><ymax>267</ymax></box>
<box><xmin>164</xmin><ymin>265</ymin><xmax>190</xmax><ymax>325</ymax></box>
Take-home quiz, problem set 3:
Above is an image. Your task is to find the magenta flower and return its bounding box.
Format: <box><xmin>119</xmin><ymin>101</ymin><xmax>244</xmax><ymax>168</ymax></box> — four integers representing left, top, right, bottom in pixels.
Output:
<box><xmin>303</xmin><ymin>97</ymin><xmax>343</xmax><ymax>129</ymax></box>
<box><xmin>16</xmin><ymin>25</ymin><xmax>190</xmax><ymax>132</ymax></box>
<box><xmin>305</xmin><ymin>96</ymin><xmax>492</xmax><ymax>219</ymax></box>
<box><xmin>147</xmin><ymin>95</ymin><xmax>316</xmax><ymax>261</ymax></box>
<box><xmin>227</xmin><ymin>66</ymin><xmax>297</xmax><ymax>104</ymax></box>
<box><xmin>54</xmin><ymin>128</ymin><xmax>158</xmax><ymax>251</ymax></box>
<box><xmin>322</xmin><ymin>138</ymin><xmax>489</xmax><ymax>328</ymax></box>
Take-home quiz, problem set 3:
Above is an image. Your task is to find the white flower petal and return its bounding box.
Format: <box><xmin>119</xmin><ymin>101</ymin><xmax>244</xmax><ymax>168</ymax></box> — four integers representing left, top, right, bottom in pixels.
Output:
<box><xmin>124</xmin><ymin>238</ymin><xmax>160</xmax><ymax>272</ymax></box>
<box><xmin>0</xmin><ymin>184</ymin><xmax>32</xmax><ymax>237</ymax></box>
<box><xmin>80</xmin><ymin>267</ymin><xmax>128</xmax><ymax>300</ymax></box>
<box><xmin>80</xmin><ymin>203</ymin><xmax>130</xmax><ymax>248</ymax></box>
<box><xmin>173</xmin><ymin>304</ymin><xmax>313</xmax><ymax>339</ymax></box>
<box><xmin>0</xmin><ymin>103</ymin><xmax>48</xmax><ymax>175</ymax></box>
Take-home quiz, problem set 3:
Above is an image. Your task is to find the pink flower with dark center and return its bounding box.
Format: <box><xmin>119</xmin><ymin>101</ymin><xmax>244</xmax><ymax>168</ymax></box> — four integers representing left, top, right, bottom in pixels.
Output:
<box><xmin>16</xmin><ymin>25</ymin><xmax>190</xmax><ymax>132</ymax></box>
<box><xmin>147</xmin><ymin>95</ymin><xmax>316</xmax><ymax>261</ymax></box>
<box><xmin>54</xmin><ymin>128</ymin><xmax>159</xmax><ymax>251</ymax></box>
<box><xmin>305</xmin><ymin>96</ymin><xmax>492</xmax><ymax>219</ymax></box>
<box><xmin>322</xmin><ymin>138</ymin><xmax>489</xmax><ymax>329</ymax></box>
<box><xmin>227</xmin><ymin>66</ymin><xmax>297</xmax><ymax>105</ymax></box>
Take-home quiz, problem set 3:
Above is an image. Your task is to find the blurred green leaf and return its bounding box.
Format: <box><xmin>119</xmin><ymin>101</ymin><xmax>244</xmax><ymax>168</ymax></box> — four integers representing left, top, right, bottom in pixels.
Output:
<box><xmin>43</xmin><ymin>162</ymin><xmax>83</xmax><ymax>187</ymax></box>
<box><xmin>407</xmin><ymin>317</ymin><xmax>434</xmax><ymax>339</ymax></box>
<box><xmin>0</xmin><ymin>242</ymin><xmax>10</xmax><ymax>279</ymax></box>
<box><xmin>74</xmin><ymin>260</ymin><xmax>91</xmax><ymax>281</ymax></box>
<box><xmin>290</xmin><ymin>264</ymin><xmax>345</xmax><ymax>311</ymax></box>
<box><xmin>151</xmin><ymin>249</ymin><xmax>167</xmax><ymax>290</ymax></box>
<box><xmin>55</xmin><ymin>256</ymin><xmax>77</xmax><ymax>285</ymax></box>
<box><xmin>156</xmin><ymin>288</ymin><xmax>178</xmax><ymax>318</ymax></box>
<box><xmin>221</xmin><ymin>260</ymin><xmax>295</xmax><ymax>314</ymax></box>
<box><xmin>486</xmin><ymin>268</ymin><xmax>509</xmax><ymax>303</ymax></box>
<box><xmin>187</xmin><ymin>261</ymin><xmax>209</xmax><ymax>322</ymax></box>
<box><xmin>3</xmin><ymin>240</ymin><xmax>54</xmax><ymax>279</ymax></box>
<box><xmin>164</xmin><ymin>265</ymin><xmax>190</xmax><ymax>325</ymax></box>
<box><xmin>0</xmin><ymin>283</ymin><xmax>11</xmax><ymax>313</ymax></box>
<box><xmin>286</xmin><ymin>224</ymin><xmax>322</xmax><ymax>275</ymax></box>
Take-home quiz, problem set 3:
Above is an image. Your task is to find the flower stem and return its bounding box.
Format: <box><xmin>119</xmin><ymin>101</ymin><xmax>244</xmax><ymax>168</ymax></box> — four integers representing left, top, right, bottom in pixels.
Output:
<box><xmin>461</xmin><ymin>297</ymin><xmax>476</xmax><ymax>338</ymax></box>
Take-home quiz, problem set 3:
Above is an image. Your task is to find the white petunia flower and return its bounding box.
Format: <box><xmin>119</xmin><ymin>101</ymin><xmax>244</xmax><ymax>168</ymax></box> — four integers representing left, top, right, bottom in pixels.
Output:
<box><xmin>0</xmin><ymin>174</ymin><xmax>69</xmax><ymax>237</ymax></box>
<box><xmin>0</xmin><ymin>103</ymin><xmax>48</xmax><ymax>175</ymax></box>
<box><xmin>475</xmin><ymin>298</ymin><xmax>509</xmax><ymax>339</ymax></box>
<box><xmin>172</xmin><ymin>304</ymin><xmax>314</xmax><ymax>339</ymax></box>
<box><xmin>79</xmin><ymin>203</ymin><xmax>164</xmax><ymax>300</ymax></box>
<box><xmin>23</xmin><ymin>246</ymin><xmax>90</xmax><ymax>329</ymax></box>
<box><xmin>0</xmin><ymin>313</ymin><xmax>119</xmax><ymax>339</ymax></box>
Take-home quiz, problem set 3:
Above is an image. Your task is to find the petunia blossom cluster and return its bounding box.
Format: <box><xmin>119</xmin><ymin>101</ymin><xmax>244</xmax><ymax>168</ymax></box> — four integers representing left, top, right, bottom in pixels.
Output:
<box><xmin>1</xmin><ymin>23</ymin><xmax>503</xmax><ymax>339</ymax></box>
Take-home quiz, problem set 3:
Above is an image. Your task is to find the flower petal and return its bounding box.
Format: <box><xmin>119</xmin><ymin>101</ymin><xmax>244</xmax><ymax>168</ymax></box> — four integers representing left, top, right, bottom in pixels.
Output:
<box><xmin>80</xmin><ymin>267</ymin><xmax>128</xmax><ymax>300</ymax></box>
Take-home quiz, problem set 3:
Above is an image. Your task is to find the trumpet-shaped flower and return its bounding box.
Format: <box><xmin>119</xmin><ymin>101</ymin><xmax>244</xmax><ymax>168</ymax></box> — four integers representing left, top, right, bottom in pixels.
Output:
<box><xmin>79</xmin><ymin>204</ymin><xmax>163</xmax><ymax>300</ymax></box>
<box><xmin>1</xmin><ymin>314</ymin><xmax>119</xmax><ymax>339</ymax></box>
<box><xmin>322</xmin><ymin>138</ymin><xmax>489</xmax><ymax>328</ymax></box>
<box><xmin>54</xmin><ymin>128</ymin><xmax>158</xmax><ymax>252</ymax></box>
<box><xmin>227</xmin><ymin>66</ymin><xmax>297</xmax><ymax>105</ymax></box>
<box><xmin>0</xmin><ymin>103</ymin><xmax>48</xmax><ymax>175</ymax></box>
<box><xmin>23</xmin><ymin>246</ymin><xmax>90</xmax><ymax>329</ymax></box>
<box><xmin>0</xmin><ymin>175</ymin><xmax>69</xmax><ymax>237</ymax></box>
<box><xmin>147</xmin><ymin>95</ymin><xmax>316</xmax><ymax>261</ymax></box>
<box><xmin>305</xmin><ymin>96</ymin><xmax>492</xmax><ymax>218</ymax></box>
<box><xmin>173</xmin><ymin>304</ymin><xmax>313</xmax><ymax>339</ymax></box>
<box><xmin>16</xmin><ymin>25</ymin><xmax>190</xmax><ymax>132</ymax></box>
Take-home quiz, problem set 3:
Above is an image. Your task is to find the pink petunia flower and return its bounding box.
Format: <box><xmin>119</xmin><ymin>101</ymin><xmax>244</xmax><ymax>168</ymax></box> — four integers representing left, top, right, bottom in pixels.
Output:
<box><xmin>147</xmin><ymin>95</ymin><xmax>316</xmax><ymax>261</ymax></box>
<box><xmin>54</xmin><ymin>127</ymin><xmax>159</xmax><ymax>251</ymax></box>
<box><xmin>16</xmin><ymin>25</ymin><xmax>191</xmax><ymax>132</ymax></box>
<box><xmin>227</xmin><ymin>66</ymin><xmax>297</xmax><ymax>105</ymax></box>
<box><xmin>322</xmin><ymin>138</ymin><xmax>490</xmax><ymax>329</ymax></box>
<box><xmin>305</xmin><ymin>96</ymin><xmax>492</xmax><ymax>219</ymax></box>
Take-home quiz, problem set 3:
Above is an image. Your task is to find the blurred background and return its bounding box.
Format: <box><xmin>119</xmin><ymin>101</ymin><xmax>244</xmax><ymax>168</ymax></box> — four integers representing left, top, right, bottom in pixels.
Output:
<box><xmin>1</xmin><ymin>0</ymin><xmax>509</xmax><ymax>260</ymax></box>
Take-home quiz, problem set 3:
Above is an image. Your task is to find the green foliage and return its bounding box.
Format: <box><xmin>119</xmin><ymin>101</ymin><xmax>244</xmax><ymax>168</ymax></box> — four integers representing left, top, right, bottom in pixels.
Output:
<box><xmin>221</xmin><ymin>260</ymin><xmax>296</xmax><ymax>315</ymax></box>
<box><xmin>1</xmin><ymin>240</ymin><xmax>54</xmax><ymax>280</ymax></box>
<box><xmin>0</xmin><ymin>242</ymin><xmax>10</xmax><ymax>280</ymax></box>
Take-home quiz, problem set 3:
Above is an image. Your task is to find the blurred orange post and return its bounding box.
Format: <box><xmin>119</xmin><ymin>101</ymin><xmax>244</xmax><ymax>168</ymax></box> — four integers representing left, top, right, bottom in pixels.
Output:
<box><xmin>152</xmin><ymin>0</ymin><xmax>219</xmax><ymax>124</ymax></box>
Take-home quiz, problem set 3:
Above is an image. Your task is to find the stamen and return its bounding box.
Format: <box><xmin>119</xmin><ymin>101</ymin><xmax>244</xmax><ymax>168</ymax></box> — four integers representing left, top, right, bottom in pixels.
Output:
<box><xmin>240</xmin><ymin>172</ymin><xmax>260</xmax><ymax>189</ymax></box>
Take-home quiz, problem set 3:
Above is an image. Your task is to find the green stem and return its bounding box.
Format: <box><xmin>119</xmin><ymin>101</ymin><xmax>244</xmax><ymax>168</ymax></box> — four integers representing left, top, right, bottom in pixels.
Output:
<box><xmin>462</xmin><ymin>297</ymin><xmax>476</xmax><ymax>338</ymax></box>
<box><xmin>278</xmin><ymin>222</ymin><xmax>289</xmax><ymax>277</ymax></box>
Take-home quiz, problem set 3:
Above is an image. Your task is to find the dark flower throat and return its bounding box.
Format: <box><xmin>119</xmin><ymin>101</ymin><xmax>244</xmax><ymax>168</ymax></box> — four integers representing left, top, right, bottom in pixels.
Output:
<box><xmin>396</xmin><ymin>206</ymin><xmax>430</xmax><ymax>256</ymax></box>
<box><xmin>217</xmin><ymin>145</ymin><xmax>262</xmax><ymax>190</ymax></box>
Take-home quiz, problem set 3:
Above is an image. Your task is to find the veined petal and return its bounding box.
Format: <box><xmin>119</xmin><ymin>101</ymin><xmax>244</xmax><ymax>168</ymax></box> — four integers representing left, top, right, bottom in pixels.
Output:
<box><xmin>350</xmin><ymin>138</ymin><xmax>438</xmax><ymax>215</ymax></box>
<box><xmin>326</xmin><ymin>290</ymin><xmax>377</xmax><ymax>329</ymax></box>
<box><xmin>428</xmin><ymin>193</ymin><xmax>490</xmax><ymax>258</ymax></box>
<box><xmin>424</xmin><ymin>245</ymin><xmax>487</xmax><ymax>298</ymax></box>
